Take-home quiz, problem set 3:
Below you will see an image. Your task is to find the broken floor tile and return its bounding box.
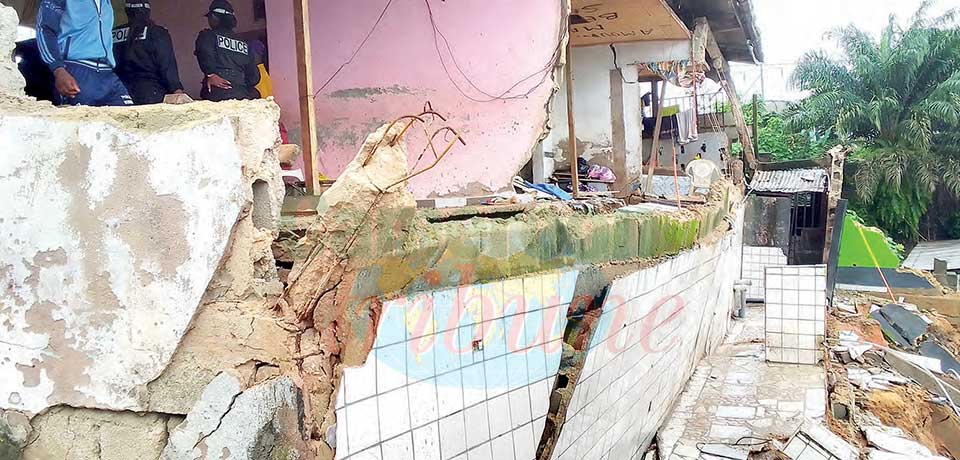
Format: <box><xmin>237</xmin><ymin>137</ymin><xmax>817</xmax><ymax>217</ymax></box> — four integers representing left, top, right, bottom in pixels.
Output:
<box><xmin>659</xmin><ymin>306</ymin><xmax>826</xmax><ymax>459</ymax></box>
<box><xmin>707</xmin><ymin>424</ymin><xmax>753</xmax><ymax>441</ymax></box>
<box><xmin>783</xmin><ymin>421</ymin><xmax>858</xmax><ymax>460</ymax></box>
<box><xmin>716</xmin><ymin>406</ymin><xmax>756</xmax><ymax>419</ymax></box>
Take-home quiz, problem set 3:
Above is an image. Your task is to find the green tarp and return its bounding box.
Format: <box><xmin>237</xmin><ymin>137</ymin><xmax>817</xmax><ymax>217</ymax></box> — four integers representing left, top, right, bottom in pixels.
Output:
<box><xmin>838</xmin><ymin>213</ymin><xmax>902</xmax><ymax>268</ymax></box>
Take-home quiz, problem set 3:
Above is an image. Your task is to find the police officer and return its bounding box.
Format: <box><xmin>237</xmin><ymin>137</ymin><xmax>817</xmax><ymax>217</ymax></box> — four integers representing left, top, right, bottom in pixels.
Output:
<box><xmin>113</xmin><ymin>0</ymin><xmax>185</xmax><ymax>105</ymax></box>
<box><xmin>195</xmin><ymin>0</ymin><xmax>260</xmax><ymax>101</ymax></box>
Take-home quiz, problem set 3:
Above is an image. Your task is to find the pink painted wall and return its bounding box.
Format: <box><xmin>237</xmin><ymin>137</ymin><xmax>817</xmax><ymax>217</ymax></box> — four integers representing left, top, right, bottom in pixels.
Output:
<box><xmin>265</xmin><ymin>0</ymin><xmax>563</xmax><ymax>198</ymax></box>
<box><xmin>151</xmin><ymin>0</ymin><xmax>264</xmax><ymax>98</ymax></box>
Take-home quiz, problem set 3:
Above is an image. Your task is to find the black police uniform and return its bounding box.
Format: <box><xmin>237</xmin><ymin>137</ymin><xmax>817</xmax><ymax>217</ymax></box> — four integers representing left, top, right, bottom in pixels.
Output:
<box><xmin>113</xmin><ymin>24</ymin><xmax>183</xmax><ymax>105</ymax></box>
<box><xmin>194</xmin><ymin>27</ymin><xmax>260</xmax><ymax>101</ymax></box>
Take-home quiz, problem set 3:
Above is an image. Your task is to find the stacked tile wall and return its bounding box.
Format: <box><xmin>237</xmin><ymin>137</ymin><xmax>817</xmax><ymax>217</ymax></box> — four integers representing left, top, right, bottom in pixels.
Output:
<box><xmin>334</xmin><ymin>209</ymin><xmax>745</xmax><ymax>460</ymax></box>
<box><xmin>550</xmin><ymin>213</ymin><xmax>744</xmax><ymax>460</ymax></box>
<box><xmin>335</xmin><ymin>270</ymin><xmax>577</xmax><ymax>460</ymax></box>
<box><xmin>742</xmin><ymin>246</ymin><xmax>788</xmax><ymax>301</ymax></box>
<box><xmin>764</xmin><ymin>265</ymin><xmax>827</xmax><ymax>365</ymax></box>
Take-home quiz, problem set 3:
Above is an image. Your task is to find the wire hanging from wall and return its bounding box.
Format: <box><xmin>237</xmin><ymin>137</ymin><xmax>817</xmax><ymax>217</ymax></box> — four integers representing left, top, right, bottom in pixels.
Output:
<box><xmin>309</xmin><ymin>0</ymin><xmax>569</xmax><ymax>103</ymax></box>
<box><xmin>312</xmin><ymin>0</ymin><xmax>396</xmax><ymax>98</ymax></box>
<box><xmin>423</xmin><ymin>0</ymin><xmax>568</xmax><ymax>102</ymax></box>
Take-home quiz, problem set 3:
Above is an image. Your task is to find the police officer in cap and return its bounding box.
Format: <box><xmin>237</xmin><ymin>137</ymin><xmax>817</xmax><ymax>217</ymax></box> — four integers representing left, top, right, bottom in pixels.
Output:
<box><xmin>195</xmin><ymin>0</ymin><xmax>260</xmax><ymax>101</ymax></box>
<box><xmin>113</xmin><ymin>0</ymin><xmax>185</xmax><ymax>104</ymax></box>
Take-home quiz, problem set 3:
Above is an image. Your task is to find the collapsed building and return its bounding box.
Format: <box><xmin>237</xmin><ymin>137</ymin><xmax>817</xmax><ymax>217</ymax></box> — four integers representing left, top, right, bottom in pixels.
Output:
<box><xmin>0</xmin><ymin>1</ymin><xmax>771</xmax><ymax>459</ymax></box>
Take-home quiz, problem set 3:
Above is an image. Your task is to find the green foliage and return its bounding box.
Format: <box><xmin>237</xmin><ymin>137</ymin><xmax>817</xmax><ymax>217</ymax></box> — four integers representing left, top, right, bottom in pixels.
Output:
<box><xmin>947</xmin><ymin>213</ymin><xmax>960</xmax><ymax>238</ymax></box>
<box><xmin>788</xmin><ymin>2</ymin><xmax>960</xmax><ymax>242</ymax></box>
<box><xmin>731</xmin><ymin>100</ymin><xmax>837</xmax><ymax>161</ymax></box>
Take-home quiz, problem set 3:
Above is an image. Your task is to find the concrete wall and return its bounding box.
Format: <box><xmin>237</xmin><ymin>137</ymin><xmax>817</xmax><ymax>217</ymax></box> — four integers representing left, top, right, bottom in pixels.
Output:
<box><xmin>264</xmin><ymin>0</ymin><xmax>564</xmax><ymax>198</ymax></box>
<box><xmin>0</xmin><ymin>94</ymin><xmax>291</xmax><ymax>458</ymax></box>
<box><xmin>542</xmin><ymin>40</ymin><xmax>690</xmax><ymax>186</ymax></box>
<box><xmin>333</xmin><ymin>208</ymin><xmax>745</xmax><ymax>460</ymax></box>
<box><xmin>648</xmin><ymin>131</ymin><xmax>729</xmax><ymax>170</ymax></box>
<box><xmin>334</xmin><ymin>270</ymin><xmax>577</xmax><ymax>459</ymax></box>
<box><xmin>548</xmin><ymin>209</ymin><xmax>744</xmax><ymax>460</ymax></box>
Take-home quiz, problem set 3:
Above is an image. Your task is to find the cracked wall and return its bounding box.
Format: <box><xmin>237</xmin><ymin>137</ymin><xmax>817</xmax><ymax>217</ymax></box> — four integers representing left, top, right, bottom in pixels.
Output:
<box><xmin>323</xmin><ymin>208</ymin><xmax>745</xmax><ymax>460</ymax></box>
<box><xmin>0</xmin><ymin>6</ymin><xmax>746</xmax><ymax>452</ymax></box>
<box><xmin>264</xmin><ymin>0</ymin><xmax>566</xmax><ymax>198</ymax></box>
<box><xmin>0</xmin><ymin>84</ymin><xmax>286</xmax><ymax>458</ymax></box>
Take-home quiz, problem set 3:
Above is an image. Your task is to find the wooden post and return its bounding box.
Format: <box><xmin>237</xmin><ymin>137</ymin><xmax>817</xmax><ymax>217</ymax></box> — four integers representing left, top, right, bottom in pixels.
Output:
<box><xmin>642</xmin><ymin>79</ymin><xmax>668</xmax><ymax>195</ymax></box>
<box><xmin>694</xmin><ymin>17</ymin><xmax>759</xmax><ymax>172</ymax></box>
<box><xmin>752</xmin><ymin>94</ymin><xmax>760</xmax><ymax>158</ymax></box>
<box><xmin>293</xmin><ymin>0</ymin><xmax>319</xmax><ymax>194</ymax></box>
<box><xmin>564</xmin><ymin>37</ymin><xmax>580</xmax><ymax>199</ymax></box>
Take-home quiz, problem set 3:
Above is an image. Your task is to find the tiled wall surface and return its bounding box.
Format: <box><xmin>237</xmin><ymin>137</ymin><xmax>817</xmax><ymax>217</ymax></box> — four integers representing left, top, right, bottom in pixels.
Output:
<box><xmin>764</xmin><ymin>265</ymin><xmax>827</xmax><ymax>365</ymax></box>
<box><xmin>742</xmin><ymin>246</ymin><xmax>788</xmax><ymax>301</ymax></box>
<box><xmin>551</xmin><ymin>215</ymin><xmax>743</xmax><ymax>460</ymax></box>
<box><xmin>334</xmin><ymin>270</ymin><xmax>578</xmax><ymax>460</ymax></box>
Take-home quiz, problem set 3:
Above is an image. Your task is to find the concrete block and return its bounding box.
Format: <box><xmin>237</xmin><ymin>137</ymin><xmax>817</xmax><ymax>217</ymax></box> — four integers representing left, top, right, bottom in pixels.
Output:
<box><xmin>0</xmin><ymin>98</ymin><xmax>283</xmax><ymax>415</ymax></box>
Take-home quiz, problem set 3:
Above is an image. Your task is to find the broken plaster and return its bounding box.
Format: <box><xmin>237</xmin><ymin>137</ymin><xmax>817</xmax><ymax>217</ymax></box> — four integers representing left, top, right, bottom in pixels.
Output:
<box><xmin>0</xmin><ymin>98</ymin><xmax>283</xmax><ymax>416</ymax></box>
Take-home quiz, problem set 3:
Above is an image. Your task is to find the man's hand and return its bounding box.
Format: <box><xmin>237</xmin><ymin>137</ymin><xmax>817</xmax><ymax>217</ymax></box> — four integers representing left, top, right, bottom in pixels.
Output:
<box><xmin>172</xmin><ymin>89</ymin><xmax>185</xmax><ymax>94</ymax></box>
<box><xmin>206</xmin><ymin>74</ymin><xmax>232</xmax><ymax>91</ymax></box>
<box><xmin>53</xmin><ymin>67</ymin><xmax>80</xmax><ymax>98</ymax></box>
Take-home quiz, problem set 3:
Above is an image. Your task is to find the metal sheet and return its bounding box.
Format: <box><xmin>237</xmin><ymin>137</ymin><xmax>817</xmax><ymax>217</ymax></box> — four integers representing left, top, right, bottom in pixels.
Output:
<box><xmin>903</xmin><ymin>239</ymin><xmax>960</xmax><ymax>271</ymax></box>
<box><xmin>749</xmin><ymin>168</ymin><xmax>828</xmax><ymax>193</ymax></box>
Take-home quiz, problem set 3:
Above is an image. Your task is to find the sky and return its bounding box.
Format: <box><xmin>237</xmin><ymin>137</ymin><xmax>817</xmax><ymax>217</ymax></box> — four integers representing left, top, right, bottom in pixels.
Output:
<box><xmin>754</xmin><ymin>0</ymin><xmax>956</xmax><ymax>64</ymax></box>
<box><xmin>730</xmin><ymin>0</ymin><xmax>958</xmax><ymax>100</ymax></box>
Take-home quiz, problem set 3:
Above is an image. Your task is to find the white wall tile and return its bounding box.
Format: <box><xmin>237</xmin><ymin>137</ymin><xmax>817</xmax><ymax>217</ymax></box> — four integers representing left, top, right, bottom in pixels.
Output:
<box><xmin>467</xmin><ymin>442</ymin><xmax>494</xmax><ymax>460</ymax></box>
<box><xmin>317</xmin><ymin>268</ymin><xmax>579</xmax><ymax>458</ymax></box>
<box><xmin>413</xmin><ymin>422</ymin><xmax>441</xmax><ymax>460</ymax></box>
<box><xmin>347</xmin><ymin>397</ymin><xmax>380</xmax><ymax>454</ymax></box>
<box><xmin>379</xmin><ymin>388</ymin><xmax>411</xmax><ymax>441</ymax></box>
<box><xmin>439</xmin><ymin>413</ymin><xmax>467</xmax><ymax>459</ymax></box>
<box><xmin>382</xmin><ymin>433</ymin><xmax>415</xmax><ymax>460</ymax></box>
<box><xmin>464</xmin><ymin>403</ymin><xmax>491</xmax><ymax>449</ymax></box>
<box><xmin>491</xmin><ymin>434</ymin><xmax>516</xmax><ymax>460</ymax></box>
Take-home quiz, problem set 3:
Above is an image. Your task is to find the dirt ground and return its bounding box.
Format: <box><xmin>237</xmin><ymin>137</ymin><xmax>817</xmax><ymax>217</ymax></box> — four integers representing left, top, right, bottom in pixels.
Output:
<box><xmin>864</xmin><ymin>387</ymin><xmax>944</xmax><ymax>454</ymax></box>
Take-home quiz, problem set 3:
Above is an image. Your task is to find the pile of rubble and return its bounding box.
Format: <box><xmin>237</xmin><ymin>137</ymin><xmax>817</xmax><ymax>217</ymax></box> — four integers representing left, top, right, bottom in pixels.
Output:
<box><xmin>737</xmin><ymin>290</ymin><xmax>960</xmax><ymax>460</ymax></box>
<box><xmin>817</xmin><ymin>292</ymin><xmax>960</xmax><ymax>459</ymax></box>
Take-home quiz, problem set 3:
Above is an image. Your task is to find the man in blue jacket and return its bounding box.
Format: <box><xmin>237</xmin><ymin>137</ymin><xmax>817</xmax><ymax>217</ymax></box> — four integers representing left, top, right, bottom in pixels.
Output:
<box><xmin>36</xmin><ymin>0</ymin><xmax>134</xmax><ymax>106</ymax></box>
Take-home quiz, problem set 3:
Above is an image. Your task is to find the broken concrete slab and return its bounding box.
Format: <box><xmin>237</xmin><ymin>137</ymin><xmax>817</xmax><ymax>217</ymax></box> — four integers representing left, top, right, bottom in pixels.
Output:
<box><xmin>863</xmin><ymin>425</ymin><xmax>948</xmax><ymax>459</ymax></box>
<box><xmin>162</xmin><ymin>373</ymin><xmax>311</xmax><ymax>460</ymax></box>
<box><xmin>0</xmin><ymin>6</ymin><xmax>25</xmax><ymax>96</ymax></box>
<box><xmin>884</xmin><ymin>351</ymin><xmax>960</xmax><ymax>404</ymax></box>
<box><xmin>919</xmin><ymin>341</ymin><xmax>960</xmax><ymax>376</ymax></box>
<box><xmin>870</xmin><ymin>304</ymin><xmax>929</xmax><ymax>348</ymax></box>
<box><xmin>0</xmin><ymin>98</ymin><xmax>283</xmax><ymax>415</ymax></box>
<box><xmin>22</xmin><ymin>406</ymin><xmax>179</xmax><ymax>460</ymax></box>
<box><xmin>782</xmin><ymin>420</ymin><xmax>859</xmax><ymax>460</ymax></box>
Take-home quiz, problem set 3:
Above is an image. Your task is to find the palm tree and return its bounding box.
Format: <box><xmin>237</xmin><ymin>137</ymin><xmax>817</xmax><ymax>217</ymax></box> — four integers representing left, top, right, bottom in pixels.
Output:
<box><xmin>787</xmin><ymin>2</ymin><xmax>960</xmax><ymax>241</ymax></box>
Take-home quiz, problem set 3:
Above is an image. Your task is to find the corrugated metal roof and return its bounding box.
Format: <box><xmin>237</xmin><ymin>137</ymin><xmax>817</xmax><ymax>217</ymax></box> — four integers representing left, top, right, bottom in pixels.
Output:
<box><xmin>903</xmin><ymin>239</ymin><xmax>960</xmax><ymax>271</ymax></box>
<box><xmin>749</xmin><ymin>168</ymin><xmax>828</xmax><ymax>193</ymax></box>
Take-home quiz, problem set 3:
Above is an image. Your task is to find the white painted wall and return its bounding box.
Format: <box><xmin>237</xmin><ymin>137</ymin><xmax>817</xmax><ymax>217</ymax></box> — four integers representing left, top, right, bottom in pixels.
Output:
<box><xmin>542</xmin><ymin>40</ymin><xmax>691</xmax><ymax>181</ymax></box>
<box><xmin>648</xmin><ymin>131</ymin><xmax>730</xmax><ymax>171</ymax></box>
<box><xmin>0</xmin><ymin>101</ymin><xmax>282</xmax><ymax>415</ymax></box>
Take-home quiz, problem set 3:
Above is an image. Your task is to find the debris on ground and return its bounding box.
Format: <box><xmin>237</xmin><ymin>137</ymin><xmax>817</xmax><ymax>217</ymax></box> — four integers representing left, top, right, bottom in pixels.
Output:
<box><xmin>823</xmin><ymin>290</ymin><xmax>960</xmax><ymax>460</ymax></box>
<box><xmin>862</xmin><ymin>423</ymin><xmax>950</xmax><ymax>459</ymax></box>
<box><xmin>782</xmin><ymin>420</ymin><xmax>859</xmax><ymax>460</ymax></box>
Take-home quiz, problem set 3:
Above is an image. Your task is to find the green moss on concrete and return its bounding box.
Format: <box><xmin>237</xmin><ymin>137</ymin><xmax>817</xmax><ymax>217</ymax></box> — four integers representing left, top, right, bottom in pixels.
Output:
<box><xmin>331</xmin><ymin>185</ymin><xmax>740</xmax><ymax>303</ymax></box>
<box><xmin>0</xmin><ymin>426</ymin><xmax>22</xmax><ymax>460</ymax></box>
